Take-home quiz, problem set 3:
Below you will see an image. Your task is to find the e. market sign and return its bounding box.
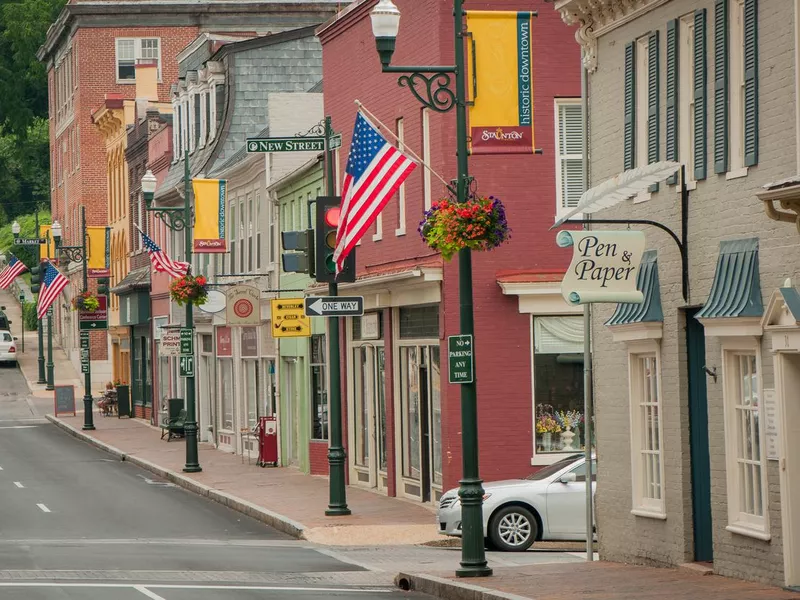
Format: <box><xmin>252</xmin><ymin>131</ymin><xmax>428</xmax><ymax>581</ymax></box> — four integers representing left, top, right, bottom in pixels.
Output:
<box><xmin>556</xmin><ymin>230</ymin><xmax>646</xmax><ymax>306</ymax></box>
<box><xmin>247</xmin><ymin>137</ymin><xmax>325</xmax><ymax>153</ymax></box>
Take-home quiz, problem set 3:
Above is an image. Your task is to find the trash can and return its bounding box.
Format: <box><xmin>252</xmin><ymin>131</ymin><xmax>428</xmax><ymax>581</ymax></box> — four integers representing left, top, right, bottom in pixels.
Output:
<box><xmin>116</xmin><ymin>385</ymin><xmax>131</xmax><ymax>418</ymax></box>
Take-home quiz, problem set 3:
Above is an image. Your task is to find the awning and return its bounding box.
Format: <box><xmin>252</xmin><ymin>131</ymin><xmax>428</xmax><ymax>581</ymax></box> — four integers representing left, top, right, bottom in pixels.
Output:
<box><xmin>110</xmin><ymin>266</ymin><xmax>151</xmax><ymax>296</ymax></box>
<box><xmin>605</xmin><ymin>250</ymin><xmax>662</xmax><ymax>326</ymax></box>
<box><xmin>696</xmin><ymin>238</ymin><xmax>762</xmax><ymax>319</ymax></box>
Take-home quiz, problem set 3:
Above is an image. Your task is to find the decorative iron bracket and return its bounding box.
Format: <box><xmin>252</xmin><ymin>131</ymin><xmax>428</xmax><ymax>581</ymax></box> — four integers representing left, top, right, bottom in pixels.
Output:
<box><xmin>152</xmin><ymin>208</ymin><xmax>187</xmax><ymax>231</ymax></box>
<box><xmin>382</xmin><ymin>66</ymin><xmax>457</xmax><ymax>113</ymax></box>
<box><xmin>58</xmin><ymin>245</ymin><xmax>84</xmax><ymax>264</ymax></box>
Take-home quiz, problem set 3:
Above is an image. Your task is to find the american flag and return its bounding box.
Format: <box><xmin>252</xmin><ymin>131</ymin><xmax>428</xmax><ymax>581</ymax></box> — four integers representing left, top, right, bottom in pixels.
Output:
<box><xmin>0</xmin><ymin>256</ymin><xmax>28</xmax><ymax>290</ymax></box>
<box><xmin>137</xmin><ymin>226</ymin><xmax>189</xmax><ymax>279</ymax></box>
<box><xmin>37</xmin><ymin>262</ymin><xmax>68</xmax><ymax>319</ymax></box>
<box><xmin>334</xmin><ymin>112</ymin><xmax>417</xmax><ymax>274</ymax></box>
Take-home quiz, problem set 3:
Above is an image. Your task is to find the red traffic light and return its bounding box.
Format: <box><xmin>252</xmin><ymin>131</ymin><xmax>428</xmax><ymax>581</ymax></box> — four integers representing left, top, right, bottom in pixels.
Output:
<box><xmin>324</xmin><ymin>206</ymin><xmax>341</xmax><ymax>228</ymax></box>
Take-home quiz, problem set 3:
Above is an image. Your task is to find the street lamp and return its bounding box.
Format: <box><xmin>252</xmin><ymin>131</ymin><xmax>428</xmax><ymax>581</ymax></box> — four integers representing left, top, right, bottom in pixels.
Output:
<box><xmin>11</xmin><ymin>221</ymin><xmax>20</xmax><ymax>237</ymax></box>
<box><xmin>142</xmin><ymin>151</ymin><xmax>201</xmax><ymax>473</ymax></box>
<box><xmin>52</xmin><ymin>210</ymin><xmax>94</xmax><ymax>431</ymax></box>
<box><xmin>370</xmin><ymin>0</ymin><xmax>491</xmax><ymax>579</ymax></box>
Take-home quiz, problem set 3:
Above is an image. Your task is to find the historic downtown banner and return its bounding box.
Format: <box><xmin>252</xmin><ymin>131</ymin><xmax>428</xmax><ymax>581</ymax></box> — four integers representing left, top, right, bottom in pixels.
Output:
<box><xmin>86</xmin><ymin>226</ymin><xmax>111</xmax><ymax>278</ymax></box>
<box><xmin>557</xmin><ymin>230</ymin><xmax>646</xmax><ymax>305</ymax></box>
<box><xmin>192</xmin><ymin>178</ymin><xmax>227</xmax><ymax>253</ymax></box>
<box><xmin>466</xmin><ymin>11</ymin><xmax>535</xmax><ymax>155</ymax></box>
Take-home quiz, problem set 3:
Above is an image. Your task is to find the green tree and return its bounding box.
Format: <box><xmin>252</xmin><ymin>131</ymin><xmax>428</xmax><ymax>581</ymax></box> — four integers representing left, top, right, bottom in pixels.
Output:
<box><xmin>0</xmin><ymin>208</ymin><xmax>51</xmax><ymax>269</ymax></box>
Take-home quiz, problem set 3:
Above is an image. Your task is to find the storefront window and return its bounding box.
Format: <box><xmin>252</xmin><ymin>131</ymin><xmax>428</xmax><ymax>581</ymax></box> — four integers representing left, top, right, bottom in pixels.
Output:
<box><xmin>353</xmin><ymin>346</ymin><xmax>370</xmax><ymax>467</ymax></box>
<box><xmin>401</xmin><ymin>346</ymin><xmax>421</xmax><ymax>479</ymax></box>
<box><xmin>219</xmin><ymin>359</ymin><xmax>233</xmax><ymax>431</ymax></box>
<box><xmin>310</xmin><ymin>334</ymin><xmax>328</xmax><ymax>440</ymax></box>
<box><xmin>533</xmin><ymin>316</ymin><xmax>586</xmax><ymax>454</ymax></box>
<box><xmin>245</xmin><ymin>360</ymin><xmax>258</xmax><ymax>429</ymax></box>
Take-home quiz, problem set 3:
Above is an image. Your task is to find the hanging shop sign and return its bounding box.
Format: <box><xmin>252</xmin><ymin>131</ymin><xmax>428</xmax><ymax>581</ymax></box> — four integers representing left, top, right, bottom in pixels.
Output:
<box><xmin>192</xmin><ymin>178</ymin><xmax>227</xmax><ymax>253</ymax></box>
<box><xmin>557</xmin><ymin>230</ymin><xmax>646</xmax><ymax>305</ymax></box>
<box><xmin>226</xmin><ymin>284</ymin><xmax>261</xmax><ymax>326</ymax></box>
<box><xmin>216</xmin><ymin>326</ymin><xmax>233</xmax><ymax>357</ymax></box>
<box><xmin>466</xmin><ymin>11</ymin><xmax>535</xmax><ymax>155</ymax></box>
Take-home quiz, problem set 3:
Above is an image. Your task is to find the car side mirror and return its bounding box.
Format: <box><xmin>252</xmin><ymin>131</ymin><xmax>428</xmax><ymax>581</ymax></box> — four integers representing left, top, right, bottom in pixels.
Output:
<box><xmin>13</xmin><ymin>337</ymin><xmax>18</xmax><ymax>341</ymax></box>
<box><xmin>559</xmin><ymin>472</ymin><xmax>578</xmax><ymax>484</ymax></box>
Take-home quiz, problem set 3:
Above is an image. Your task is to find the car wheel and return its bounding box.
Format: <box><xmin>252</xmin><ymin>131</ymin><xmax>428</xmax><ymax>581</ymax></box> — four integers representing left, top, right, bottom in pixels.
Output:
<box><xmin>489</xmin><ymin>505</ymin><xmax>538</xmax><ymax>552</ymax></box>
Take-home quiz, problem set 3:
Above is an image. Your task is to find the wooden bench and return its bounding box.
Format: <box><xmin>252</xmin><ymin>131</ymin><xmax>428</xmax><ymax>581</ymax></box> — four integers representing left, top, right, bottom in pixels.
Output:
<box><xmin>161</xmin><ymin>409</ymin><xmax>186</xmax><ymax>441</ymax></box>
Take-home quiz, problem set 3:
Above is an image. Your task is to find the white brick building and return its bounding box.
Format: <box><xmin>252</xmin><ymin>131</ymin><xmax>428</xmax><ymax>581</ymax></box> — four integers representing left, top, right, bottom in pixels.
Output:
<box><xmin>551</xmin><ymin>0</ymin><xmax>800</xmax><ymax>587</ymax></box>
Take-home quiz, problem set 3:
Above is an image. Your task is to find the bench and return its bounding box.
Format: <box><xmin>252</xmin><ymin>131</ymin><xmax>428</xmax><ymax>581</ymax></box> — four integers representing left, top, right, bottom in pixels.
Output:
<box><xmin>161</xmin><ymin>409</ymin><xmax>186</xmax><ymax>441</ymax></box>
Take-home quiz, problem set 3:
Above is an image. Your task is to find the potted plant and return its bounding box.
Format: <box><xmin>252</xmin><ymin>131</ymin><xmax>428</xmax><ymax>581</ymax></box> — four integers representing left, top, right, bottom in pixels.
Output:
<box><xmin>169</xmin><ymin>274</ymin><xmax>208</xmax><ymax>307</ymax></box>
<box><xmin>418</xmin><ymin>195</ymin><xmax>510</xmax><ymax>260</ymax></box>
<box><xmin>556</xmin><ymin>410</ymin><xmax>583</xmax><ymax>451</ymax></box>
<box><xmin>71</xmin><ymin>291</ymin><xmax>100</xmax><ymax>312</ymax></box>
<box><xmin>536</xmin><ymin>414</ymin><xmax>562</xmax><ymax>452</ymax></box>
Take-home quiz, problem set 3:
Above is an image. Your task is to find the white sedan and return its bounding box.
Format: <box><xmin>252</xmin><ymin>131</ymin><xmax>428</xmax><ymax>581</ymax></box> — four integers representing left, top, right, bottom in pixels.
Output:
<box><xmin>0</xmin><ymin>330</ymin><xmax>17</xmax><ymax>366</ymax></box>
<box><xmin>437</xmin><ymin>453</ymin><xmax>596</xmax><ymax>551</ymax></box>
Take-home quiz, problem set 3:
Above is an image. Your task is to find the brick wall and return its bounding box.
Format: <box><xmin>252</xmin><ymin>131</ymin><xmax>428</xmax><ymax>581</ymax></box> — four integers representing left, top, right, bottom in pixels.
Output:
<box><xmin>586</xmin><ymin>0</ymin><xmax>793</xmax><ymax>585</ymax></box>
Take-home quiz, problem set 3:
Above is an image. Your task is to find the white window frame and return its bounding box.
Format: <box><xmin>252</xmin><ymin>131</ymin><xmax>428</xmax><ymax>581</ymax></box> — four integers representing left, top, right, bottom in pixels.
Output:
<box><xmin>181</xmin><ymin>98</ymin><xmax>189</xmax><ymax>156</ymax></box>
<box><xmin>115</xmin><ymin>38</ymin><xmax>162</xmax><ymax>84</ymax></box>
<box><xmin>198</xmin><ymin>89</ymin><xmax>208</xmax><ymax>149</ymax></box>
<box><xmin>395</xmin><ymin>117</ymin><xmax>407</xmax><ymax>236</ymax></box>
<box><xmin>172</xmin><ymin>100</ymin><xmax>180</xmax><ymax>159</ymax></box>
<box><xmin>727</xmin><ymin>0</ymin><xmax>748</xmax><ymax>179</ymax></box>
<box><xmin>422</xmin><ymin>108</ymin><xmax>432</xmax><ymax>210</ymax></box>
<box><xmin>635</xmin><ymin>35</ymin><xmax>651</xmax><ymax>202</ymax></box>
<box><xmin>188</xmin><ymin>93</ymin><xmax>196</xmax><ymax>154</ymax></box>
<box><xmin>721</xmin><ymin>337</ymin><xmax>770</xmax><ymax>540</ymax></box>
<box><xmin>554</xmin><ymin>98</ymin><xmax>583</xmax><ymax>220</ymax></box>
<box><xmin>678</xmin><ymin>14</ymin><xmax>698</xmax><ymax>192</ymax></box>
<box><xmin>628</xmin><ymin>341</ymin><xmax>667</xmax><ymax>519</ymax></box>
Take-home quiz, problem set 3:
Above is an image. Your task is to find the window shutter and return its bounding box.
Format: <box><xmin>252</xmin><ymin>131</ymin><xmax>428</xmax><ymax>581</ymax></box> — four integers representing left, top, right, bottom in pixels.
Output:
<box><xmin>714</xmin><ymin>0</ymin><xmax>728</xmax><ymax>174</ymax></box>
<box><xmin>743</xmin><ymin>0</ymin><xmax>758</xmax><ymax>167</ymax></box>
<box><xmin>666</xmin><ymin>20</ymin><xmax>679</xmax><ymax>185</ymax></box>
<box><xmin>693</xmin><ymin>9</ymin><xmax>708</xmax><ymax>181</ymax></box>
<box><xmin>648</xmin><ymin>31</ymin><xmax>660</xmax><ymax>192</ymax></box>
<box><xmin>559</xmin><ymin>103</ymin><xmax>584</xmax><ymax>209</ymax></box>
<box><xmin>624</xmin><ymin>42</ymin><xmax>636</xmax><ymax>170</ymax></box>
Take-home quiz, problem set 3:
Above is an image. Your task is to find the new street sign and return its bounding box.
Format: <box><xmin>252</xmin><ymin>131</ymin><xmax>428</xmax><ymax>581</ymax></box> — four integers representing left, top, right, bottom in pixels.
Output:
<box><xmin>247</xmin><ymin>137</ymin><xmax>325</xmax><ymax>153</ymax></box>
<box><xmin>328</xmin><ymin>134</ymin><xmax>342</xmax><ymax>150</ymax></box>
<box><xmin>78</xmin><ymin>295</ymin><xmax>108</xmax><ymax>331</ymax></box>
<box><xmin>305</xmin><ymin>296</ymin><xmax>364</xmax><ymax>317</ymax></box>
<box><xmin>13</xmin><ymin>238</ymin><xmax>47</xmax><ymax>246</ymax></box>
<box><xmin>448</xmin><ymin>334</ymin><xmax>474</xmax><ymax>384</ymax></box>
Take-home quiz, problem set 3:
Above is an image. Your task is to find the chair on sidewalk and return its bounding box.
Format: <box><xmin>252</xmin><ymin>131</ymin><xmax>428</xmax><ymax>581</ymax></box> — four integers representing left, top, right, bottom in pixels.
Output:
<box><xmin>162</xmin><ymin>409</ymin><xmax>186</xmax><ymax>441</ymax></box>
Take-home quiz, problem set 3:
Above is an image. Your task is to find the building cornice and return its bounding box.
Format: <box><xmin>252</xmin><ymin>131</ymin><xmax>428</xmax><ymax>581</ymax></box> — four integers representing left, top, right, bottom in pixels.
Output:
<box><xmin>553</xmin><ymin>0</ymin><xmax>669</xmax><ymax>72</ymax></box>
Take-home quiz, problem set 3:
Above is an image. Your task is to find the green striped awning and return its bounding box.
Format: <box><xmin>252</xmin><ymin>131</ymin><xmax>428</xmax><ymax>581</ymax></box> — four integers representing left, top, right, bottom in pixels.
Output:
<box><xmin>606</xmin><ymin>250</ymin><xmax>663</xmax><ymax>326</ymax></box>
<box><xmin>696</xmin><ymin>238</ymin><xmax>763</xmax><ymax>319</ymax></box>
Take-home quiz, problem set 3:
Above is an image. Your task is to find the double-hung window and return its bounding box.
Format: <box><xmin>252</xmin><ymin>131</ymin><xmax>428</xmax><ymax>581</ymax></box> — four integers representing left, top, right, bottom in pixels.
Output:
<box><xmin>554</xmin><ymin>99</ymin><xmax>583</xmax><ymax>218</ymax></box>
<box><xmin>115</xmin><ymin>38</ymin><xmax>161</xmax><ymax>82</ymax></box>
<box><xmin>310</xmin><ymin>334</ymin><xmax>328</xmax><ymax>440</ymax></box>
<box><xmin>678</xmin><ymin>14</ymin><xmax>696</xmax><ymax>187</ymax></box>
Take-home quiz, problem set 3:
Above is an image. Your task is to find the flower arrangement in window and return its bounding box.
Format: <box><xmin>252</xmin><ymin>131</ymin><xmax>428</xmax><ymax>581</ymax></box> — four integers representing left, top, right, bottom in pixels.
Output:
<box><xmin>418</xmin><ymin>195</ymin><xmax>510</xmax><ymax>260</ymax></box>
<box><xmin>169</xmin><ymin>274</ymin><xmax>208</xmax><ymax>307</ymax></box>
<box><xmin>535</xmin><ymin>414</ymin><xmax>562</xmax><ymax>434</ymax></box>
<box><xmin>71</xmin><ymin>291</ymin><xmax>100</xmax><ymax>312</ymax></box>
<box><xmin>555</xmin><ymin>410</ymin><xmax>583</xmax><ymax>431</ymax></box>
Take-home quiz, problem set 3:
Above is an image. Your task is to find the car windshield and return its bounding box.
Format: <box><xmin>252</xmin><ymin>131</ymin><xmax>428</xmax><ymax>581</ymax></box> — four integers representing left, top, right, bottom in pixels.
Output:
<box><xmin>524</xmin><ymin>454</ymin><xmax>582</xmax><ymax>480</ymax></box>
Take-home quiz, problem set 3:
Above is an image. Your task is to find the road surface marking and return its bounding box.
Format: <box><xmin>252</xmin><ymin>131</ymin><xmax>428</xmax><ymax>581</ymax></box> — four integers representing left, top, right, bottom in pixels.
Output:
<box><xmin>0</xmin><ymin>466</ymin><xmax>3</xmax><ymax>470</ymax></box>
<box><xmin>134</xmin><ymin>586</ymin><xmax>166</xmax><ymax>600</ymax></box>
<box><xmin>0</xmin><ymin>426</ymin><xmax>37</xmax><ymax>430</ymax></box>
<box><xmin>36</xmin><ymin>504</ymin><xmax>50</xmax><ymax>513</ymax></box>
<box><xmin>13</xmin><ymin>482</ymin><xmax>23</xmax><ymax>488</ymax></box>
<box><xmin>0</xmin><ymin>583</ymin><xmax>393</xmax><ymax>593</ymax></box>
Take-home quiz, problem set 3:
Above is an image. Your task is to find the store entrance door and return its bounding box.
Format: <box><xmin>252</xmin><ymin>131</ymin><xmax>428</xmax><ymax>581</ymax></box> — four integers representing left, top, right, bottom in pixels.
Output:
<box><xmin>352</xmin><ymin>344</ymin><xmax>387</xmax><ymax>491</ymax></box>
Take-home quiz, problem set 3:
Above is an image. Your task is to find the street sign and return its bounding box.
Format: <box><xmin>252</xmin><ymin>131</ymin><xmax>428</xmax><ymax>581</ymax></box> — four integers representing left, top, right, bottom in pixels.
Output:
<box><xmin>80</xmin><ymin>331</ymin><xmax>89</xmax><ymax>350</ymax></box>
<box><xmin>270</xmin><ymin>298</ymin><xmax>311</xmax><ymax>338</ymax></box>
<box><xmin>247</xmin><ymin>137</ymin><xmax>325</xmax><ymax>153</ymax></box>
<box><xmin>13</xmin><ymin>238</ymin><xmax>46</xmax><ymax>246</ymax></box>
<box><xmin>328</xmin><ymin>133</ymin><xmax>342</xmax><ymax>150</ymax></box>
<box><xmin>305</xmin><ymin>296</ymin><xmax>364</xmax><ymax>317</ymax></box>
<box><xmin>180</xmin><ymin>328</ymin><xmax>194</xmax><ymax>355</ymax></box>
<box><xmin>179</xmin><ymin>355</ymin><xmax>195</xmax><ymax>378</ymax></box>
<box><xmin>78</xmin><ymin>295</ymin><xmax>108</xmax><ymax>331</ymax></box>
<box><xmin>448</xmin><ymin>334</ymin><xmax>474</xmax><ymax>384</ymax></box>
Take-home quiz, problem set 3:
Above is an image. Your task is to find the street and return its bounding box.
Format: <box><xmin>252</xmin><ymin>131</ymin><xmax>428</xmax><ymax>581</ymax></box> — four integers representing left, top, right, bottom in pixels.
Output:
<box><xmin>0</xmin><ymin>366</ymin><xmax>430</xmax><ymax>599</ymax></box>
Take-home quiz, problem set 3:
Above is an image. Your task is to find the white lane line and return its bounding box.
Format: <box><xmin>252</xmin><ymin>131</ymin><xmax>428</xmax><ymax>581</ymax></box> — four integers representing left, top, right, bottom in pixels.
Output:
<box><xmin>0</xmin><ymin>583</ymin><xmax>393</xmax><ymax>593</ymax></box>
<box><xmin>0</xmin><ymin>426</ymin><xmax>38</xmax><ymax>430</ymax></box>
<box><xmin>0</xmin><ymin>466</ymin><xmax>4</xmax><ymax>470</ymax></box>
<box><xmin>36</xmin><ymin>504</ymin><xmax>50</xmax><ymax>513</ymax></box>
<box><xmin>13</xmin><ymin>482</ymin><xmax>23</xmax><ymax>488</ymax></box>
<box><xmin>134</xmin><ymin>586</ymin><xmax>167</xmax><ymax>600</ymax></box>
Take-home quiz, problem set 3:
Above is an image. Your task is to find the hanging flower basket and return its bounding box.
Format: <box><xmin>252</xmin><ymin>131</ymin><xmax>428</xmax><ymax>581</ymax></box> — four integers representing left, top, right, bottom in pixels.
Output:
<box><xmin>169</xmin><ymin>275</ymin><xmax>208</xmax><ymax>307</ymax></box>
<box><xmin>418</xmin><ymin>195</ymin><xmax>510</xmax><ymax>260</ymax></box>
<box><xmin>71</xmin><ymin>291</ymin><xmax>100</xmax><ymax>312</ymax></box>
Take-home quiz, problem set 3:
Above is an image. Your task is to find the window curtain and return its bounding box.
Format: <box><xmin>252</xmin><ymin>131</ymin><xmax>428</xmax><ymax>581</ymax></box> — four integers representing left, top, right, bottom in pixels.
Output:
<box><xmin>534</xmin><ymin>316</ymin><xmax>584</xmax><ymax>354</ymax></box>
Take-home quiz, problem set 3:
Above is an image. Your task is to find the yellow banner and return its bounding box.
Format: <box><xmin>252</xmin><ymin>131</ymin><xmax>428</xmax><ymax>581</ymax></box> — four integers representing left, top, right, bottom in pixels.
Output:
<box><xmin>39</xmin><ymin>225</ymin><xmax>57</xmax><ymax>261</ymax></box>
<box><xmin>466</xmin><ymin>11</ymin><xmax>535</xmax><ymax>155</ymax></box>
<box><xmin>86</xmin><ymin>226</ymin><xmax>110</xmax><ymax>277</ymax></box>
<box><xmin>193</xmin><ymin>178</ymin><xmax>227</xmax><ymax>253</ymax></box>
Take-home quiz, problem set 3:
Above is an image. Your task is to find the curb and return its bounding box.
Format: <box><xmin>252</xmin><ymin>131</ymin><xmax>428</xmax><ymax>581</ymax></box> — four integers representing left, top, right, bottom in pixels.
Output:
<box><xmin>395</xmin><ymin>572</ymin><xmax>532</xmax><ymax>600</ymax></box>
<box><xmin>45</xmin><ymin>414</ymin><xmax>306</xmax><ymax>540</ymax></box>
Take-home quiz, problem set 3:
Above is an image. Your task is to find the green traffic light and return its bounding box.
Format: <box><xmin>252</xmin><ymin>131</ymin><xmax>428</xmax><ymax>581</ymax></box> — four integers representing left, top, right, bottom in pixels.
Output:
<box><xmin>325</xmin><ymin>254</ymin><xmax>336</xmax><ymax>273</ymax></box>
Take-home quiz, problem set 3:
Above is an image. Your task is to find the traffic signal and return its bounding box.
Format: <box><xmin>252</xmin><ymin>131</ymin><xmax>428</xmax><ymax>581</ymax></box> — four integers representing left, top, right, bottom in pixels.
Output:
<box><xmin>281</xmin><ymin>230</ymin><xmax>315</xmax><ymax>277</ymax></box>
<box><xmin>30</xmin><ymin>262</ymin><xmax>43</xmax><ymax>294</ymax></box>
<box><xmin>315</xmin><ymin>196</ymin><xmax>355</xmax><ymax>283</ymax></box>
<box><xmin>97</xmin><ymin>277</ymin><xmax>110</xmax><ymax>296</ymax></box>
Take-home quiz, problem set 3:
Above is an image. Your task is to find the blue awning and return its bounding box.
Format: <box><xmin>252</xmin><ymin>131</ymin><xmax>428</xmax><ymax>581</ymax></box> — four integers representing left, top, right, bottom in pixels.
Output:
<box><xmin>696</xmin><ymin>238</ymin><xmax>762</xmax><ymax>319</ymax></box>
<box><xmin>606</xmin><ymin>250</ymin><xmax>663</xmax><ymax>326</ymax></box>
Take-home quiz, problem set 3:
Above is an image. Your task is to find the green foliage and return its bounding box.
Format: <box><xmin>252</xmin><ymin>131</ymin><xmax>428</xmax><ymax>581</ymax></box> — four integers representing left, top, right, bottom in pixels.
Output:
<box><xmin>0</xmin><ymin>208</ymin><xmax>50</xmax><ymax>269</ymax></box>
<box><xmin>22</xmin><ymin>300</ymin><xmax>37</xmax><ymax>331</ymax></box>
<box><xmin>0</xmin><ymin>119</ymin><xmax>51</xmax><ymax>221</ymax></box>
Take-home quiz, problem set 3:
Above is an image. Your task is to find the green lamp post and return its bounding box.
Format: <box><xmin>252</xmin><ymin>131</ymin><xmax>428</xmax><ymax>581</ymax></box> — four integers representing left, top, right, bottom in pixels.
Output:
<box><xmin>141</xmin><ymin>152</ymin><xmax>202</xmax><ymax>473</ymax></box>
<box><xmin>51</xmin><ymin>208</ymin><xmax>95</xmax><ymax>431</ymax></box>
<box><xmin>369</xmin><ymin>0</ymin><xmax>491</xmax><ymax>578</ymax></box>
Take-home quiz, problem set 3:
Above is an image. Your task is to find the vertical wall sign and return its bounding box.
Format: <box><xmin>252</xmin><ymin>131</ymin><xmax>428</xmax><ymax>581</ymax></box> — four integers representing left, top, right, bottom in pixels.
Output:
<box><xmin>192</xmin><ymin>178</ymin><xmax>227</xmax><ymax>253</ymax></box>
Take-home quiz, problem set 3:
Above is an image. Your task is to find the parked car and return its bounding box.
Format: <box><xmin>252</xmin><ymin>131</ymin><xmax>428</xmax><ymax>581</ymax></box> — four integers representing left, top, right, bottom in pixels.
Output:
<box><xmin>0</xmin><ymin>330</ymin><xmax>17</xmax><ymax>366</ymax></box>
<box><xmin>437</xmin><ymin>453</ymin><xmax>596</xmax><ymax>551</ymax></box>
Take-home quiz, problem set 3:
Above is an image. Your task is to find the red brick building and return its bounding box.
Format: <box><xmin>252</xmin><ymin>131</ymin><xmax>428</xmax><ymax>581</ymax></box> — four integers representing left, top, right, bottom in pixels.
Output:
<box><xmin>318</xmin><ymin>0</ymin><xmax>582</xmax><ymax>501</ymax></box>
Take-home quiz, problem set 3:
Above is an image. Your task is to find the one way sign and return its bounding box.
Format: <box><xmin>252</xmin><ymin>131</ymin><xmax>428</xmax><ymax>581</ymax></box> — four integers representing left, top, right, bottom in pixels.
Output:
<box><xmin>305</xmin><ymin>296</ymin><xmax>364</xmax><ymax>317</ymax></box>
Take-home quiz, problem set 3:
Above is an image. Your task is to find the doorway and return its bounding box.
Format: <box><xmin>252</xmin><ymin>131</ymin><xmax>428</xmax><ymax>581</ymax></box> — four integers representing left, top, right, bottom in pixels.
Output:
<box><xmin>282</xmin><ymin>358</ymin><xmax>299</xmax><ymax>466</ymax></box>
<box><xmin>352</xmin><ymin>343</ymin><xmax>388</xmax><ymax>491</ymax></box>
<box><xmin>686</xmin><ymin>308</ymin><xmax>713</xmax><ymax>562</ymax></box>
<box><xmin>778</xmin><ymin>351</ymin><xmax>800</xmax><ymax>587</ymax></box>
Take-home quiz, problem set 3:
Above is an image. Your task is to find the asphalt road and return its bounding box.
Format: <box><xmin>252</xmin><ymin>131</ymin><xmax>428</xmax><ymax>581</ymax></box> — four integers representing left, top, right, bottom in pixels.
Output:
<box><xmin>0</xmin><ymin>365</ymin><xmax>430</xmax><ymax>599</ymax></box>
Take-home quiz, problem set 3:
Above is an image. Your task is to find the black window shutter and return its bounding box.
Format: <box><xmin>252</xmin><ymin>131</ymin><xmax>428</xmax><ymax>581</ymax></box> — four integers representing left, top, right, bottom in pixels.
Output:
<box><xmin>714</xmin><ymin>0</ymin><xmax>728</xmax><ymax>174</ymax></box>
<box><xmin>694</xmin><ymin>9</ymin><xmax>708</xmax><ymax>181</ymax></box>
<box><xmin>648</xmin><ymin>31</ymin><xmax>660</xmax><ymax>192</ymax></box>
<box><xmin>624</xmin><ymin>41</ymin><xmax>636</xmax><ymax>171</ymax></box>
<box><xmin>743</xmin><ymin>0</ymin><xmax>758</xmax><ymax>167</ymax></box>
<box><xmin>666</xmin><ymin>20</ymin><xmax>679</xmax><ymax>185</ymax></box>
